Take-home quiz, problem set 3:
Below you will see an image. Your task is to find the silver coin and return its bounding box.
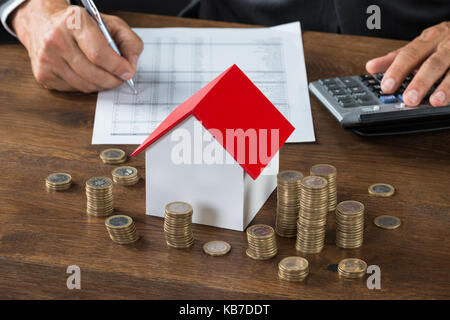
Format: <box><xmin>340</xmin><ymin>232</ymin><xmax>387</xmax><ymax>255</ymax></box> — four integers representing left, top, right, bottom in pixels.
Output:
<box><xmin>108</xmin><ymin>216</ymin><xmax>130</xmax><ymax>227</ymax></box>
<box><xmin>87</xmin><ymin>177</ymin><xmax>111</xmax><ymax>188</ymax></box>
<box><xmin>102</xmin><ymin>149</ymin><xmax>124</xmax><ymax>159</ymax></box>
<box><xmin>203</xmin><ymin>241</ymin><xmax>231</xmax><ymax>256</ymax></box>
<box><xmin>48</xmin><ymin>173</ymin><xmax>71</xmax><ymax>183</ymax></box>
<box><xmin>279</xmin><ymin>171</ymin><xmax>302</xmax><ymax>181</ymax></box>
<box><xmin>166</xmin><ymin>202</ymin><xmax>192</xmax><ymax>214</ymax></box>
<box><xmin>115</xmin><ymin>167</ymin><xmax>135</xmax><ymax>177</ymax></box>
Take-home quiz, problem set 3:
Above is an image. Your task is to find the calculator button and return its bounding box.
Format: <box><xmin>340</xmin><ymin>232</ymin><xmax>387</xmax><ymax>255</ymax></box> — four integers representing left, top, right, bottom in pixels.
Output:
<box><xmin>341</xmin><ymin>77</ymin><xmax>358</xmax><ymax>87</ymax></box>
<box><xmin>379</xmin><ymin>95</ymin><xmax>397</xmax><ymax>104</ymax></box>
<box><xmin>348</xmin><ymin>86</ymin><xmax>365</xmax><ymax>94</ymax></box>
<box><xmin>330</xmin><ymin>88</ymin><xmax>347</xmax><ymax>96</ymax></box>
<box><xmin>334</xmin><ymin>94</ymin><xmax>352</xmax><ymax>100</ymax></box>
<box><xmin>338</xmin><ymin>98</ymin><xmax>357</xmax><ymax>108</ymax></box>
<box><xmin>364</xmin><ymin>79</ymin><xmax>378</xmax><ymax>86</ymax></box>
<box><xmin>325</xmin><ymin>84</ymin><xmax>340</xmax><ymax>91</ymax></box>
<box><xmin>397</xmin><ymin>94</ymin><xmax>403</xmax><ymax>102</ymax></box>
<box><xmin>357</xmin><ymin>96</ymin><xmax>377</xmax><ymax>105</ymax></box>
<box><xmin>375</xmin><ymin>73</ymin><xmax>384</xmax><ymax>81</ymax></box>
<box><xmin>370</xmin><ymin>84</ymin><xmax>381</xmax><ymax>91</ymax></box>
<box><xmin>359</xmin><ymin>74</ymin><xmax>374</xmax><ymax>81</ymax></box>
<box><xmin>320</xmin><ymin>79</ymin><xmax>337</xmax><ymax>85</ymax></box>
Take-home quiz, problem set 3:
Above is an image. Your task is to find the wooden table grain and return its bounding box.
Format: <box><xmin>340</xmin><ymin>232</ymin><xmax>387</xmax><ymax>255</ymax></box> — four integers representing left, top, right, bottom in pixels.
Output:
<box><xmin>0</xmin><ymin>12</ymin><xmax>449</xmax><ymax>300</ymax></box>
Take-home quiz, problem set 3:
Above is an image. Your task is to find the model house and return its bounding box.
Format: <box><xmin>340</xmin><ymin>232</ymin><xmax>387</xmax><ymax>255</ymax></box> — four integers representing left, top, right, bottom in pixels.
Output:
<box><xmin>132</xmin><ymin>64</ymin><xmax>294</xmax><ymax>231</ymax></box>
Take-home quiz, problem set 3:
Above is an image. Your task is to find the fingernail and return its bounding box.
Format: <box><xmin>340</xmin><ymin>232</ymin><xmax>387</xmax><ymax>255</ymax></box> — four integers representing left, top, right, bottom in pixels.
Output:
<box><xmin>381</xmin><ymin>77</ymin><xmax>395</xmax><ymax>92</ymax></box>
<box><xmin>121</xmin><ymin>73</ymin><xmax>133</xmax><ymax>81</ymax></box>
<box><xmin>131</xmin><ymin>55</ymin><xmax>139</xmax><ymax>69</ymax></box>
<box><xmin>404</xmin><ymin>89</ymin><xmax>419</xmax><ymax>104</ymax></box>
<box><xmin>431</xmin><ymin>91</ymin><xmax>446</xmax><ymax>105</ymax></box>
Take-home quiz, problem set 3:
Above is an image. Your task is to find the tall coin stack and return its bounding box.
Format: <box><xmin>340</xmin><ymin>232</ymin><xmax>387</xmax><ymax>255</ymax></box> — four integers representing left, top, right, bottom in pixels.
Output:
<box><xmin>310</xmin><ymin>164</ymin><xmax>337</xmax><ymax>212</ymax></box>
<box><xmin>276</xmin><ymin>170</ymin><xmax>303</xmax><ymax>237</ymax></box>
<box><xmin>246</xmin><ymin>224</ymin><xmax>278</xmax><ymax>260</ymax></box>
<box><xmin>105</xmin><ymin>215</ymin><xmax>139</xmax><ymax>244</ymax></box>
<box><xmin>335</xmin><ymin>200</ymin><xmax>364</xmax><ymax>248</ymax></box>
<box><xmin>164</xmin><ymin>202</ymin><xmax>194</xmax><ymax>249</ymax></box>
<box><xmin>296</xmin><ymin>176</ymin><xmax>328</xmax><ymax>254</ymax></box>
<box><xmin>278</xmin><ymin>256</ymin><xmax>309</xmax><ymax>282</ymax></box>
<box><xmin>85</xmin><ymin>177</ymin><xmax>114</xmax><ymax>217</ymax></box>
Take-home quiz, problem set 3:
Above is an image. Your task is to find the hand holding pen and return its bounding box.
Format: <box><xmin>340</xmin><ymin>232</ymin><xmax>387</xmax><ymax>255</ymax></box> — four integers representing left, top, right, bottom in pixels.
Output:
<box><xmin>11</xmin><ymin>0</ymin><xmax>143</xmax><ymax>93</ymax></box>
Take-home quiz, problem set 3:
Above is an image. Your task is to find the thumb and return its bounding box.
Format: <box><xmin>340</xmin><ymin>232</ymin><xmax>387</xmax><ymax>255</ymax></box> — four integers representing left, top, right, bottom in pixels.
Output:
<box><xmin>104</xmin><ymin>15</ymin><xmax>144</xmax><ymax>70</ymax></box>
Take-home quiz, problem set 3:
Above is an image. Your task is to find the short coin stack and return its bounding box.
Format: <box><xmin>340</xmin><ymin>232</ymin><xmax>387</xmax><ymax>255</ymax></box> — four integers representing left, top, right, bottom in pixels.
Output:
<box><xmin>100</xmin><ymin>149</ymin><xmax>127</xmax><ymax>164</ymax></box>
<box><xmin>112</xmin><ymin>166</ymin><xmax>139</xmax><ymax>186</ymax></box>
<box><xmin>276</xmin><ymin>170</ymin><xmax>303</xmax><ymax>238</ymax></box>
<box><xmin>335</xmin><ymin>200</ymin><xmax>364</xmax><ymax>248</ymax></box>
<box><xmin>85</xmin><ymin>177</ymin><xmax>114</xmax><ymax>217</ymax></box>
<box><xmin>278</xmin><ymin>256</ymin><xmax>309</xmax><ymax>282</ymax></box>
<box><xmin>338</xmin><ymin>258</ymin><xmax>367</xmax><ymax>279</ymax></box>
<box><xmin>296</xmin><ymin>176</ymin><xmax>328</xmax><ymax>254</ymax></box>
<box><xmin>45</xmin><ymin>173</ymin><xmax>72</xmax><ymax>191</ymax></box>
<box><xmin>246</xmin><ymin>224</ymin><xmax>278</xmax><ymax>260</ymax></box>
<box><xmin>310</xmin><ymin>164</ymin><xmax>337</xmax><ymax>212</ymax></box>
<box><xmin>105</xmin><ymin>215</ymin><xmax>139</xmax><ymax>244</ymax></box>
<box><xmin>164</xmin><ymin>202</ymin><xmax>194</xmax><ymax>249</ymax></box>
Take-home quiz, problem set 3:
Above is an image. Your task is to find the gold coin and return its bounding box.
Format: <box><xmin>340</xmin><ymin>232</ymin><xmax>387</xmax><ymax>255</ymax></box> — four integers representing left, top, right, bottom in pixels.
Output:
<box><xmin>368</xmin><ymin>183</ymin><xmax>395</xmax><ymax>197</ymax></box>
<box><xmin>203</xmin><ymin>241</ymin><xmax>231</xmax><ymax>256</ymax></box>
<box><xmin>374</xmin><ymin>215</ymin><xmax>401</xmax><ymax>229</ymax></box>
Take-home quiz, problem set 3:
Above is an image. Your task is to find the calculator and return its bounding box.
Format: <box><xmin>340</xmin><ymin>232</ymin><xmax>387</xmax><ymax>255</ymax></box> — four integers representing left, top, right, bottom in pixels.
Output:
<box><xmin>309</xmin><ymin>73</ymin><xmax>450</xmax><ymax>136</ymax></box>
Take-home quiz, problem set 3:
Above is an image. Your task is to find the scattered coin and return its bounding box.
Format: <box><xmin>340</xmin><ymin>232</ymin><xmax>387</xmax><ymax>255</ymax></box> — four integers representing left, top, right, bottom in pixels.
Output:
<box><xmin>105</xmin><ymin>215</ymin><xmax>139</xmax><ymax>244</ymax></box>
<box><xmin>374</xmin><ymin>215</ymin><xmax>401</xmax><ymax>229</ymax></box>
<box><xmin>246</xmin><ymin>224</ymin><xmax>278</xmax><ymax>260</ymax></box>
<box><xmin>100</xmin><ymin>148</ymin><xmax>127</xmax><ymax>164</ymax></box>
<box><xmin>296</xmin><ymin>176</ymin><xmax>328</xmax><ymax>254</ymax></box>
<box><xmin>203</xmin><ymin>240</ymin><xmax>231</xmax><ymax>256</ymax></box>
<box><xmin>310</xmin><ymin>164</ymin><xmax>337</xmax><ymax>212</ymax></box>
<box><xmin>85</xmin><ymin>177</ymin><xmax>114</xmax><ymax>217</ymax></box>
<box><xmin>368</xmin><ymin>183</ymin><xmax>395</xmax><ymax>197</ymax></box>
<box><xmin>335</xmin><ymin>200</ymin><xmax>365</xmax><ymax>249</ymax></box>
<box><xmin>45</xmin><ymin>173</ymin><xmax>72</xmax><ymax>191</ymax></box>
<box><xmin>278</xmin><ymin>256</ymin><xmax>309</xmax><ymax>282</ymax></box>
<box><xmin>112</xmin><ymin>166</ymin><xmax>139</xmax><ymax>186</ymax></box>
<box><xmin>276</xmin><ymin>170</ymin><xmax>303</xmax><ymax>238</ymax></box>
<box><xmin>338</xmin><ymin>258</ymin><xmax>367</xmax><ymax>279</ymax></box>
<box><xmin>164</xmin><ymin>201</ymin><xmax>194</xmax><ymax>249</ymax></box>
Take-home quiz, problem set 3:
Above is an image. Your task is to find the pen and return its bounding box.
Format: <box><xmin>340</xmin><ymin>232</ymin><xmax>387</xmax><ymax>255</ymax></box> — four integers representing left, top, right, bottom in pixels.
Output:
<box><xmin>79</xmin><ymin>0</ymin><xmax>138</xmax><ymax>94</ymax></box>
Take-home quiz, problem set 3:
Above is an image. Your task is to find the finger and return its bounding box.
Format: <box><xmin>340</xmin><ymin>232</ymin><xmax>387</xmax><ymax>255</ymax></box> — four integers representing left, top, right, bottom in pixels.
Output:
<box><xmin>73</xmin><ymin>11</ymin><xmax>135</xmax><ymax>81</ymax></box>
<box><xmin>403</xmin><ymin>48</ymin><xmax>450</xmax><ymax>106</ymax></box>
<box><xmin>381</xmin><ymin>34</ymin><xmax>444</xmax><ymax>94</ymax></box>
<box><xmin>62</xmin><ymin>34</ymin><xmax>124</xmax><ymax>89</ymax></box>
<box><xmin>104</xmin><ymin>15</ymin><xmax>144</xmax><ymax>70</ymax></box>
<box><xmin>365</xmin><ymin>50</ymin><xmax>398</xmax><ymax>74</ymax></box>
<box><xmin>429</xmin><ymin>71</ymin><xmax>450</xmax><ymax>107</ymax></box>
<box><xmin>53</xmin><ymin>60</ymin><xmax>102</xmax><ymax>93</ymax></box>
<box><xmin>44</xmin><ymin>73</ymin><xmax>78</xmax><ymax>92</ymax></box>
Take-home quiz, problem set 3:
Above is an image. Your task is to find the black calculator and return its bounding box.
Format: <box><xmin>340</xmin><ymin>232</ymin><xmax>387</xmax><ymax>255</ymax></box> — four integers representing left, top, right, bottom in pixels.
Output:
<box><xmin>309</xmin><ymin>73</ymin><xmax>450</xmax><ymax>136</ymax></box>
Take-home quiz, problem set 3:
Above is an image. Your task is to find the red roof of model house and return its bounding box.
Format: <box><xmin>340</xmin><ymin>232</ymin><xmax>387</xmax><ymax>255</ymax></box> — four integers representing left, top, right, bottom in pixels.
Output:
<box><xmin>132</xmin><ymin>64</ymin><xmax>294</xmax><ymax>180</ymax></box>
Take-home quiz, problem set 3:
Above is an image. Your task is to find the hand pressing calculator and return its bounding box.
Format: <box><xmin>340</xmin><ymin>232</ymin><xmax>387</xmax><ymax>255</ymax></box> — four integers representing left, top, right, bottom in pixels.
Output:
<box><xmin>309</xmin><ymin>73</ymin><xmax>450</xmax><ymax>136</ymax></box>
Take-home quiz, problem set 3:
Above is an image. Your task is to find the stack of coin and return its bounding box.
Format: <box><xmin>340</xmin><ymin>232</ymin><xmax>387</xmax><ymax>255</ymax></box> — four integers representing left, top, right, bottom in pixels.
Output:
<box><xmin>112</xmin><ymin>166</ymin><xmax>139</xmax><ymax>186</ymax></box>
<box><xmin>335</xmin><ymin>200</ymin><xmax>364</xmax><ymax>248</ymax></box>
<box><xmin>276</xmin><ymin>170</ymin><xmax>303</xmax><ymax>237</ymax></box>
<box><xmin>278</xmin><ymin>256</ymin><xmax>309</xmax><ymax>282</ymax></box>
<box><xmin>246</xmin><ymin>224</ymin><xmax>278</xmax><ymax>260</ymax></box>
<box><xmin>310</xmin><ymin>164</ymin><xmax>337</xmax><ymax>212</ymax></box>
<box><xmin>85</xmin><ymin>177</ymin><xmax>114</xmax><ymax>217</ymax></box>
<box><xmin>45</xmin><ymin>173</ymin><xmax>72</xmax><ymax>191</ymax></box>
<box><xmin>164</xmin><ymin>202</ymin><xmax>194</xmax><ymax>249</ymax></box>
<box><xmin>338</xmin><ymin>258</ymin><xmax>367</xmax><ymax>279</ymax></box>
<box><xmin>296</xmin><ymin>176</ymin><xmax>328</xmax><ymax>254</ymax></box>
<box><xmin>100</xmin><ymin>148</ymin><xmax>127</xmax><ymax>164</ymax></box>
<box><xmin>105</xmin><ymin>215</ymin><xmax>139</xmax><ymax>244</ymax></box>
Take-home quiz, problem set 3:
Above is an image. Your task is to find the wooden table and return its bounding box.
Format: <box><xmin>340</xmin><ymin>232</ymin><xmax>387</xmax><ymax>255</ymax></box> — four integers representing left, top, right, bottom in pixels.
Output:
<box><xmin>0</xmin><ymin>12</ymin><xmax>449</xmax><ymax>300</ymax></box>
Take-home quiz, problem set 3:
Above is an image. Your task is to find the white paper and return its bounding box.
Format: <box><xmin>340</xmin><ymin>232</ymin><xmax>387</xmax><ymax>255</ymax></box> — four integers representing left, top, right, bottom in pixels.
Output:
<box><xmin>92</xmin><ymin>22</ymin><xmax>315</xmax><ymax>144</ymax></box>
